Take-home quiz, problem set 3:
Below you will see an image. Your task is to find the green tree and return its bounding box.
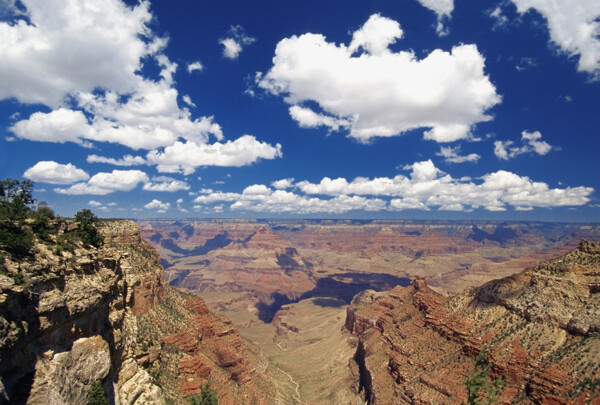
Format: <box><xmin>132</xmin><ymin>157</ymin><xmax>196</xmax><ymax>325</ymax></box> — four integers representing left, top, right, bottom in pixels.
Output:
<box><xmin>188</xmin><ymin>382</ymin><xmax>218</xmax><ymax>405</ymax></box>
<box><xmin>31</xmin><ymin>201</ymin><xmax>55</xmax><ymax>241</ymax></box>
<box><xmin>464</xmin><ymin>351</ymin><xmax>506</xmax><ymax>405</ymax></box>
<box><xmin>0</xmin><ymin>179</ymin><xmax>36</xmax><ymax>258</ymax></box>
<box><xmin>87</xmin><ymin>381</ymin><xmax>108</xmax><ymax>405</ymax></box>
<box><xmin>0</xmin><ymin>178</ymin><xmax>34</xmax><ymax>222</ymax></box>
<box><xmin>74</xmin><ymin>209</ymin><xmax>103</xmax><ymax>248</ymax></box>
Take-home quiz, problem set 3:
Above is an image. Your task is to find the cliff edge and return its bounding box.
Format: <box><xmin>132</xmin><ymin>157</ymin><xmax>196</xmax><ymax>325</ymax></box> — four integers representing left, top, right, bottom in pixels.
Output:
<box><xmin>346</xmin><ymin>240</ymin><xmax>600</xmax><ymax>404</ymax></box>
<box><xmin>0</xmin><ymin>220</ymin><xmax>274</xmax><ymax>405</ymax></box>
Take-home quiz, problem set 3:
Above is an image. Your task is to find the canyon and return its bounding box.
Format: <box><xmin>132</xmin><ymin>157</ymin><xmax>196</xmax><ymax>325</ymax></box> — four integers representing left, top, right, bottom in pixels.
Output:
<box><xmin>346</xmin><ymin>240</ymin><xmax>600</xmax><ymax>403</ymax></box>
<box><xmin>1</xmin><ymin>218</ymin><xmax>599</xmax><ymax>404</ymax></box>
<box><xmin>0</xmin><ymin>221</ymin><xmax>274</xmax><ymax>404</ymax></box>
<box><xmin>139</xmin><ymin>219</ymin><xmax>600</xmax><ymax>403</ymax></box>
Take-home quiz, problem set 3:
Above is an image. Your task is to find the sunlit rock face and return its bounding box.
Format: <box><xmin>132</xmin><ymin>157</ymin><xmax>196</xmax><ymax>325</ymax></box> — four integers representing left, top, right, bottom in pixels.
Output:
<box><xmin>345</xmin><ymin>241</ymin><xmax>600</xmax><ymax>404</ymax></box>
<box><xmin>0</xmin><ymin>220</ymin><xmax>275</xmax><ymax>405</ymax></box>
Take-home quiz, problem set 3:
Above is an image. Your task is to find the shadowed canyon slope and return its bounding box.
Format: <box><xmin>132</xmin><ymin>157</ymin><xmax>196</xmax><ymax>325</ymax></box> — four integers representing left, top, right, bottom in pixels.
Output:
<box><xmin>346</xmin><ymin>240</ymin><xmax>600</xmax><ymax>404</ymax></box>
<box><xmin>138</xmin><ymin>219</ymin><xmax>600</xmax><ymax>315</ymax></box>
<box><xmin>3</xmin><ymin>219</ymin><xmax>600</xmax><ymax>404</ymax></box>
<box><xmin>0</xmin><ymin>221</ymin><xmax>274</xmax><ymax>404</ymax></box>
<box><xmin>137</xmin><ymin>219</ymin><xmax>600</xmax><ymax>403</ymax></box>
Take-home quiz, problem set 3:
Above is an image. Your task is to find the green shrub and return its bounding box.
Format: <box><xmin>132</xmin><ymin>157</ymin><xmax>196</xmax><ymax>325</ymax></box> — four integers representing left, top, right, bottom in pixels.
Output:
<box><xmin>12</xmin><ymin>272</ymin><xmax>23</xmax><ymax>285</ymax></box>
<box><xmin>75</xmin><ymin>209</ymin><xmax>103</xmax><ymax>248</ymax></box>
<box><xmin>464</xmin><ymin>351</ymin><xmax>505</xmax><ymax>405</ymax></box>
<box><xmin>31</xmin><ymin>202</ymin><xmax>55</xmax><ymax>241</ymax></box>
<box><xmin>188</xmin><ymin>382</ymin><xmax>218</xmax><ymax>405</ymax></box>
<box><xmin>88</xmin><ymin>381</ymin><xmax>108</xmax><ymax>405</ymax></box>
<box><xmin>0</xmin><ymin>179</ymin><xmax>35</xmax><ymax>259</ymax></box>
<box><xmin>0</xmin><ymin>225</ymin><xmax>34</xmax><ymax>260</ymax></box>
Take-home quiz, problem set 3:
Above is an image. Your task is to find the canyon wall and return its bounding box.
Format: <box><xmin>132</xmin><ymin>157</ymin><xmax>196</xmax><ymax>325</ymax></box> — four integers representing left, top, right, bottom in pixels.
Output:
<box><xmin>345</xmin><ymin>240</ymin><xmax>600</xmax><ymax>404</ymax></box>
<box><xmin>0</xmin><ymin>220</ymin><xmax>274</xmax><ymax>404</ymax></box>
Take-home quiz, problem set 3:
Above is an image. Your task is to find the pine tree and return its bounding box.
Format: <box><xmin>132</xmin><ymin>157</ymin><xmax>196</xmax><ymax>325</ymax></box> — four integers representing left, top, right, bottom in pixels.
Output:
<box><xmin>88</xmin><ymin>381</ymin><xmax>108</xmax><ymax>405</ymax></box>
<box><xmin>464</xmin><ymin>351</ymin><xmax>506</xmax><ymax>405</ymax></box>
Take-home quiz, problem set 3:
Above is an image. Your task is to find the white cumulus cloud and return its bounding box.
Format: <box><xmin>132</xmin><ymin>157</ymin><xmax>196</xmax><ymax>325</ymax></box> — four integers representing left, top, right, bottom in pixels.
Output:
<box><xmin>24</xmin><ymin>161</ymin><xmax>89</xmax><ymax>184</ymax></box>
<box><xmin>187</xmin><ymin>61</ymin><xmax>204</xmax><ymax>73</ymax></box>
<box><xmin>144</xmin><ymin>199</ymin><xmax>171</xmax><ymax>213</ymax></box>
<box><xmin>2</xmin><ymin>0</ymin><xmax>280</xmax><ymax>172</ymax></box>
<box><xmin>55</xmin><ymin>169</ymin><xmax>149</xmax><ymax>195</ymax></box>
<box><xmin>192</xmin><ymin>160</ymin><xmax>593</xmax><ymax>214</ymax></box>
<box><xmin>436</xmin><ymin>146</ymin><xmax>481</xmax><ymax>163</ymax></box>
<box><xmin>271</xmin><ymin>178</ymin><xmax>295</xmax><ymax>189</ymax></box>
<box><xmin>258</xmin><ymin>14</ymin><xmax>500</xmax><ymax>143</ymax></box>
<box><xmin>510</xmin><ymin>0</ymin><xmax>600</xmax><ymax>78</ymax></box>
<box><xmin>494</xmin><ymin>130</ymin><xmax>554</xmax><ymax>160</ymax></box>
<box><xmin>288</xmin><ymin>105</ymin><xmax>351</xmax><ymax>132</ymax></box>
<box><xmin>143</xmin><ymin>176</ymin><xmax>190</xmax><ymax>192</ymax></box>
<box><xmin>146</xmin><ymin>135</ymin><xmax>282</xmax><ymax>175</ymax></box>
<box><xmin>415</xmin><ymin>0</ymin><xmax>454</xmax><ymax>35</ymax></box>
<box><xmin>10</xmin><ymin>108</ymin><xmax>92</xmax><ymax>146</ymax></box>
<box><xmin>220</xmin><ymin>25</ymin><xmax>255</xmax><ymax>59</ymax></box>
<box><xmin>87</xmin><ymin>154</ymin><xmax>146</xmax><ymax>166</ymax></box>
<box><xmin>0</xmin><ymin>0</ymin><xmax>156</xmax><ymax>107</ymax></box>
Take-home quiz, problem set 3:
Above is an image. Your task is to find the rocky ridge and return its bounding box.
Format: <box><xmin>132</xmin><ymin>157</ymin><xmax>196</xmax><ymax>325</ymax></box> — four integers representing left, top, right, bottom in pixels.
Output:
<box><xmin>0</xmin><ymin>220</ymin><xmax>274</xmax><ymax>404</ymax></box>
<box><xmin>346</xmin><ymin>240</ymin><xmax>600</xmax><ymax>404</ymax></box>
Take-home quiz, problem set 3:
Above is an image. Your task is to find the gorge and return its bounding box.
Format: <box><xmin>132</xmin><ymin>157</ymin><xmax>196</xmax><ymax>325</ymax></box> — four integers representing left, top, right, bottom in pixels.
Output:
<box><xmin>1</xmin><ymin>218</ymin><xmax>599</xmax><ymax>404</ymax></box>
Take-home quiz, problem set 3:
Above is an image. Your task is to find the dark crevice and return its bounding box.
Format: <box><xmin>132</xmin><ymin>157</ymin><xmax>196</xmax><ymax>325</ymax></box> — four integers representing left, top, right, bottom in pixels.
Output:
<box><xmin>256</xmin><ymin>273</ymin><xmax>410</xmax><ymax>323</ymax></box>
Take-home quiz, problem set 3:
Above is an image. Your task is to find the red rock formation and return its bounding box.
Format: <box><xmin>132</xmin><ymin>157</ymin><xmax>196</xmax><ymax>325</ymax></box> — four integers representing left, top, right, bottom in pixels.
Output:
<box><xmin>0</xmin><ymin>220</ymin><xmax>275</xmax><ymax>404</ymax></box>
<box><xmin>346</xmin><ymin>241</ymin><xmax>600</xmax><ymax>404</ymax></box>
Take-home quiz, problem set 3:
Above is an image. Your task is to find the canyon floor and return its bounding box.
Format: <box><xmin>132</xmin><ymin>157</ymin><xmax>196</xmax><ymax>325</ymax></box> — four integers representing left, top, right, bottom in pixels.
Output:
<box><xmin>138</xmin><ymin>219</ymin><xmax>600</xmax><ymax>403</ymax></box>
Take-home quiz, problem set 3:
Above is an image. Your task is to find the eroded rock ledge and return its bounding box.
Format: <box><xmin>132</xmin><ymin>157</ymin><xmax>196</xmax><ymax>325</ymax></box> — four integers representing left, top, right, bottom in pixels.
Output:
<box><xmin>346</xmin><ymin>240</ymin><xmax>600</xmax><ymax>404</ymax></box>
<box><xmin>0</xmin><ymin>220</ymin><xmax>274</xmax><ymax>405</ymax></box>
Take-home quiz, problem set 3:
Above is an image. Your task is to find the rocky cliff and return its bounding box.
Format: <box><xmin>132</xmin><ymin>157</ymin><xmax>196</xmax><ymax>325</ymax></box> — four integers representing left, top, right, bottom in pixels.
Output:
<box><xmin>0</xmin><ymin>220</ymin><xmax>274</xmax><ymax>404</ymax></box>
<box><xmin>346</xmin><ymin>240</ymin><xmax>600</xmax><ymax>404</ymax></box>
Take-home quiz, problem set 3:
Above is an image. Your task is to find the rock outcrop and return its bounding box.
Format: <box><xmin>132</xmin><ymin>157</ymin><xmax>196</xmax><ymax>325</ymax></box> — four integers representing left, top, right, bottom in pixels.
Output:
<box><xmin>346</xmin><ymin>240</ymin><xmax>600</xmax><ymax>404</ymax></box>
<box><xmin>0</xmin><ymin>220</ymin><xmax>274</xmax><ymax>404</ymax></box>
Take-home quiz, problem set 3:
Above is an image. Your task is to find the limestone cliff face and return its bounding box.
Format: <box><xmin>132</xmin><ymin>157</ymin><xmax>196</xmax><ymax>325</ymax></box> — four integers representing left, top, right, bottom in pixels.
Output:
<box><xmin>0</xmin><ymin>220</ymin><xmax>274</xmax><ymax>405</ymax></box>
<box><xmin>346</xmin><ymin>240</ymin><xmax>600</xmax><ymax>404</ymax></box>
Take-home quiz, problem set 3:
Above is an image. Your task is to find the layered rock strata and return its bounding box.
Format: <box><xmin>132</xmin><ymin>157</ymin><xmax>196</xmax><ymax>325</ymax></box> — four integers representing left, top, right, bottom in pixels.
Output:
<box><xmin>346</xmin><ymin>240</ymin><xmax>600</xmax><ymax>404</ymax></box>
<box><xmin>0</xmin><ymin>220</ymin><xmax>274</xmax><ymax>404</ymax></box>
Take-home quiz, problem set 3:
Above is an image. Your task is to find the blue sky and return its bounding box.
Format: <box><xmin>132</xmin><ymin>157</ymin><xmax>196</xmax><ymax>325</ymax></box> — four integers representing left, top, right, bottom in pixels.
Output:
<box><xmin>1</xmin><ymin>0</ymin><xmax>599</xmax><ymax>221</ymax></box>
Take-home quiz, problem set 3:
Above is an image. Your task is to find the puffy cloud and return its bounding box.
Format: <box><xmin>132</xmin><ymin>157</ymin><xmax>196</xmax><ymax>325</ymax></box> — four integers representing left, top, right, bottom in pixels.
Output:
<box><xmin>220</xmin><ymin>38</ymin><xmax>242</xmax><ymax>59</ymax></box>
<box><xmin>258</xmin><ymin>14</ymin><xmax>500</xmax><ymax>143</ymax></box>
<box><xmin>187</xmin><ymin>61</ymin><xmax>204</xmax><ymax>73</ymax></box>
<box><xmin>348</xmin><ymin>13</ymin><xmax>404</xmax><ymax>56</ymax></box>
<box><xmin>55</xmin><ymin>170</ymin><xmax>149</xmax><ymax>195</ymax></box>
<box><xmin>88</xmin><ymin>200</ymin><xmax>102</xmax><ymax>207</ymax></box>
<box><xmin>494</xmin><ymin>130</ymin><xmax>554</xmax><ymax>160</ymax></box>
<box><xmin>415</xmin><ymin>0</ymin><xmax>454</xmax><ymax>35</ymax></box>
<box><xmin>87</xmin><ymin>154</ymin><xmax>146</xmax><ymax>166</ymax></box>
<box><xmin>522</xmin><ymin>131</ymin><xmax>553</xmax><ymax>155</ymax></box>
<box><xmin>288</xmin><ymin>105</ymin><xmax>351</xmax><ymax>132</ymax></box>
<box><xmin>510</xmin><ymin>0</ymin><xmax>600</xmax><ymax>78</ymax></box>
<box><xmin>481</xmin><ymin>170</ymin><xmax>591</xmax><ymax>208</ymax></box>
<box><xmin>0</xmin><ymin>0</ymin><xmax>156</xmax><ymax>107</ymax></box>
<box><xmin>436</xmin><ymin>146</ymin><xmax>481</xmax><ymax>163</ymax></box>
<box><xmin>144</xmin><ymin>199</ymin><xmax>170</xmax><ymax>213</ymax></box>
<box><xmin>220</xmin><ymin>25</ymin><xmax>255</xmax><ymax>59</ymax></box>
<box><xmin>271</xmin><ymin>178</ymin><xmax>295</xmax><ymax>189</ymax></box>
<box><xmin>3</xmin><ymin>0</ymin><xmax>279</xmax><ymax>172</ymax></box>
<box><xmin>146</xmin><ymin>135</ymin><xmax>282</xmax><ymax>175</ymax></box>
<box><xmin>23</xmin><ymin>161</ymin><xmax>89</xmax><ymax>184</ymax></box>
<box><xmin>176</xmin><ymin>198</ymin><xmax>188</xmax><ymax>213</ymax></box>
<box><xmin>10</xmin><ymin>108</ymin><xmax>92</xmax><ymax>145</ymax></box>
<box><xmin>143</xmin><ymin>176</ymin><xmax>190</xmax><ymax>192</ymax></box>
<box><xmin>194</xmin><ymin>187</ymin><xmax>386</xmax><ymax>214</ymax></box>
<box><xmin>193</xmin><ymin>160</ymin><xmax>593</xmax><ymax>214</ymax></box>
